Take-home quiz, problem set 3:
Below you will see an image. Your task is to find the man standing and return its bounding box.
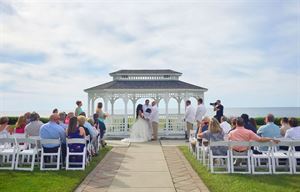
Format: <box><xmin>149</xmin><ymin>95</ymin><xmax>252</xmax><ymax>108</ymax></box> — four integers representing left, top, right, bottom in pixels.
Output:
<box><xmin>150</xmin><ymin>101</ymin><xmax>159</xmax><ymax>140</ymax></box>
<box><xmin>184</xmin><ymin>100</ymin><xmax>195</xmax><ymax>140</ymax></box>
<box><xmin>214</xmin><ymin>100</ymin><xmax>224</xmax><ymax>123</ymax></box>
<box><xmin>195</xmin><ymin>98</ymin><xmax>207</xmax><ymax>132</ymax></box>
<box><xmin>143</xmin><ymin>99</ymin><xmax>151</xmax><ymax>120</ymax></box>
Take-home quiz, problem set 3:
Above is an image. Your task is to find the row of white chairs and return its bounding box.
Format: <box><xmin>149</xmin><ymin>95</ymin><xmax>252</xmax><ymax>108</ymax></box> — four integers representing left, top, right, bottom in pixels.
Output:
<box><xmin>189</xmin><ymin>138</ymin><xmax>300</xmax><ymax>174</ymax></box>
<box><xmin>0</xmin><ymin>135</ymin><xmax>95</xmax><ymax>171</ymax></box>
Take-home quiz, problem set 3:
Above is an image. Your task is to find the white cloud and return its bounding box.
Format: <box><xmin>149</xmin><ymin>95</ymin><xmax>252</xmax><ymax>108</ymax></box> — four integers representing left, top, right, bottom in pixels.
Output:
<box><xmin>0</xmin><ymin>0</ymin><xmax>299</xmax><ymax>116</ymax></box>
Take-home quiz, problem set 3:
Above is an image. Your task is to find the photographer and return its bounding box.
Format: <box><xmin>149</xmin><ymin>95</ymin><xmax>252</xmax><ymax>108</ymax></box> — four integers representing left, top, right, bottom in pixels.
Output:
<box><xmin>211</xmin><ymin>100</ymin><xmax>223</xmax><ymax>123</ymax></box>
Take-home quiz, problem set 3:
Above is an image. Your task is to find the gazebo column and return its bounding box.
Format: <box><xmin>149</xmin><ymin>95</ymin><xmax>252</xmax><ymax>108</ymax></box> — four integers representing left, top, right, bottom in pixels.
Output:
<box><xmin>164</xmin><ymin>95</ymin><xmax>170</xmax><ymax>136</ymax></box>
<box><xmin>103</xmin><ymin>96</ymin><xmax>108</xmax><ymax>112</ymax></box>
<box><xmin>123</xmin><ymin>96</ymin><xmax>129</xmax><ymax>134</ymax></box>
<box><xmin>111</xmin><ymin>100</ymin><xmax>115</xmax><ymax>115</ymax></box>
<box><xmin>177</xmin><ymin>98</ymin><xmax>182</xmax><ymax>114</ymax></box>
<box><xmin>131</xmin><ymin>96</ymin><xmax>138</xmax><ymax>118</ymax></box>
<box><xmin>87</xmin><ymin>94</ymin><xmax>91</xmax><ymax>117</ymax></box>
<box><xmin>91</xmin><ymin>97</ymin><xmax>96</xmax><ymax>116</ymax></box>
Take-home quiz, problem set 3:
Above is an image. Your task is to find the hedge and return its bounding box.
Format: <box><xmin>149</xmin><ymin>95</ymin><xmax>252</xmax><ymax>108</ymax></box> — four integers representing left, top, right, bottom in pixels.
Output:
<box><xmin>4</xmin><ymin>116</ymin><xmax>300</xmax><ymax>126</ymax></box>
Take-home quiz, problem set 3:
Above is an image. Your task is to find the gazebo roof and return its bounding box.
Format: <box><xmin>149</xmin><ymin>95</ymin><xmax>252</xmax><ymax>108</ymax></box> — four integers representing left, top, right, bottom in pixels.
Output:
<box><xmin>84</xmin><ymin>80</ymin><xmax>207</xmax><ymax>92</ymax></box>
<box><xmin>109</xmin><ymin>69</ymin><xmax>182</xmax><ymax>76</ymax></box>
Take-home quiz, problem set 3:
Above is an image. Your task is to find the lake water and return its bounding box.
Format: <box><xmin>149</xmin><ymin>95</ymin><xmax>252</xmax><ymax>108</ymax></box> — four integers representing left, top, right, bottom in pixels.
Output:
<box><xmin>1</xmin><ymin>107</ymin><xmax>299</xmax><ymax>118</ymax></box>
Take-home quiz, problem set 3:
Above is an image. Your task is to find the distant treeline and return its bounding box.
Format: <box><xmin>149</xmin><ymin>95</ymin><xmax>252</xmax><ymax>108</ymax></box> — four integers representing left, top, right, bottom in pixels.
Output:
<box><xmin>6</xmin><ymin>116</ymin><xmax>300</xmax><ymax>127</ymax></box>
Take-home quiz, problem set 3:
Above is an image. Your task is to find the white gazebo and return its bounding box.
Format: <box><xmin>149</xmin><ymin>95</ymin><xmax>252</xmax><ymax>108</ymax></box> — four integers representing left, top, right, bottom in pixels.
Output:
<box><xmin>84</xmin><ymin>69</ymin><xmax>207</xmax><ymax>138</ymax></box>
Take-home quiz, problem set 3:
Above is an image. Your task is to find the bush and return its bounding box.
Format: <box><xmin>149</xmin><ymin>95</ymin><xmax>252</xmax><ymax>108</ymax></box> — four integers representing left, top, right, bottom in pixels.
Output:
<box><xmin>254</xmin><ymin>117</ymin><xmax>300</xmax><ymax>126</ymax></box>
<box><xmin>7</xmin><ymin>116</ymin><xmax>49</xmax><ymax>125</ymax></box>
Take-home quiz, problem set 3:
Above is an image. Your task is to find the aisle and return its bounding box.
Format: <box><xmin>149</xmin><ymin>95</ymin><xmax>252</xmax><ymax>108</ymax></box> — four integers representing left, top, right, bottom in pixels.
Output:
<box><xmin>75</xmin><ymin>141</ymin><xmax>209</xmax><ymax>192</ymax></box>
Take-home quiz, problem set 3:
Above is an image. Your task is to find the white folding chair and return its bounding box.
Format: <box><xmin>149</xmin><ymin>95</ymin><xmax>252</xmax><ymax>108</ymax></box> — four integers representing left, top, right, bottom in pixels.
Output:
<box><xmin>85</xmin><ymin>135</ymin><xmax>92</xmax><ymax>164</ymax></box>
<box><xmin>272</xmin><ymin>141</ymin><xmax>293</xmax><ymax>174</ymax></box>
<box><xmin>201</xmin><ymin>139</ymin><xmax>210</xmax><ymax>167</ymax></box>
<box><xmin>28</xmin><ymin>136</ymin><xmax>41</xmax><ymax>165</ymax></box>
<box><xmin>209</xmin><ymin>141</ymin><xmax>230</xmax><ymax>173</ymax></box>
<box><xmin>290</xmin><ymin>140</ymin><xmax>300</xmax><ymax>174</ymax></box>
<box><xmin>40</xmin><ymin>139</ymin><xmax>61</xmax><ymax>171</ymax></box>
<box><xmin>0</xmin><ymin>138</ymin><xmax>17</xmax><ymax>170</ymax></box>
<box><xmin>15</xmin><ymin>138</ymin><xmax>38</xmax><ymax>171</ymax></box>
<box><xmin>66</xmin><ymin>138</ymin><xmax>86</xmax><ymax>170</ymax></box>
<box><xmin>188</xmin><ymin>130</ymin><xmax>197</xmax><ymax>156</ymax></box>
<box><xmin>229</xmin><ymin>141</ymin><xmax>251</xmax><ymax>174</ymax></box>
<box><xmin>250</xmin><ymin>142</ymin><xmax>272</xmax><ymax>174</ymax></box>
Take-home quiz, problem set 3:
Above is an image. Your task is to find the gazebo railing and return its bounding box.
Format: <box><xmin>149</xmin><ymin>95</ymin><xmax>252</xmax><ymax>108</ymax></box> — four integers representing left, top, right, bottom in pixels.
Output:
<box><xmin>104</xmin><ymin>114</ymin><xmax>187</xmax><ymax>138</ymax></box>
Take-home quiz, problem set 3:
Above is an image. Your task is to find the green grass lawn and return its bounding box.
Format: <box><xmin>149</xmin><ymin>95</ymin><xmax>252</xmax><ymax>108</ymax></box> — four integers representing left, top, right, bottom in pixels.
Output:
<box><xmin>0</xmin><ymin>146</ymin><xmax>112</xmax><ymax>192</ymax></box>
<box><xmin>179</xmin><ymin>146</ymin><xmax>300</xmax><ymax>192</ymax></box>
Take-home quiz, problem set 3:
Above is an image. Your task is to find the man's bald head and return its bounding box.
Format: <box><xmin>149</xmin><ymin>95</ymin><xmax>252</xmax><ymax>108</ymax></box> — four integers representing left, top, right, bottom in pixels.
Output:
<box><xmin>50</xmin><ymin>114</ymin><xmax>60</xmax><ymax>123</ymax></box>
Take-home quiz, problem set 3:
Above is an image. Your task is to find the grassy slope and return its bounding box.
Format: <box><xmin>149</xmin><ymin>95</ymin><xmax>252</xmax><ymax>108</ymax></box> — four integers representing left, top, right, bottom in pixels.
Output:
<box><xmin>0</xmin><ymin>146</ymin><xmax>112</xmax><ymax>192</ymax></box>
<box><xmin>179</xmin><ymin>146</ymin><xmax>300</xmax><ymax>192</ymax></box>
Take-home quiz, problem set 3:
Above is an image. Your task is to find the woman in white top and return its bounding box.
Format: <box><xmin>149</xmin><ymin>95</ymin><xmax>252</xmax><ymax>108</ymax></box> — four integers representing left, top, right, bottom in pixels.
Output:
<box><xmin>0</xmin><ymin>117</ymin><xmax>10</xmax><ymax>138</ymax></box>
<box><xmin>122</xmin><ymin>104</ymin><xmax>150</xmax><ymax>143</ymax></box>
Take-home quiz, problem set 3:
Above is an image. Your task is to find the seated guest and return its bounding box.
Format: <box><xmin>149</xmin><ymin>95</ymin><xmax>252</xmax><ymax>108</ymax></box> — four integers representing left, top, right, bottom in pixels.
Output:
<box><xmin>241</xmin><ymin>114</ymin><xmax>257</xmax><ymax>133</ymax></box>
<box><xmin>40</xmin><ymin>114</ymin><xmax>66</xmax><ymax>161</ymax></box>
<box><xmin>198</xmin><ymin>117</ymin><xmax>227</xmax><ymax>156</ymax></box>
<box><xmin>257</xmin><ymin>114</ymin><xmax>280</xmax><ymax>138</ymax></box>
<box><xmin>25</xmin><ymin>112</ymin><xmax>43</xmax><ymax>137</ymax></box>
<box><xmin>87</xmin><ymin>118</ymin><xmax>100</xmax><ymax>154</ymax></box>
<box><xmin>228</xmin><ymin>117</ymin><xmax>279</xmax><ymax>165</ymax></box>
<box><xmin>65</xmin><ymin>112</ymin><xmax>75</xmax><ymax>125</ymax></box>
<box><xmin>220</xmin><ymin>116</ymin><xmax>231</xmax><ymax>134</ymax></box>
<box><xmin>66</xmin><ymin>117</ymin><xmax>86</xmax><ymax>163</ymax></box>
<box><xmin>196</xmin><ymin>116</ymin><xmax>210</xmax><ymax>136</ymax></box>
<box><xmin>285</xmin><ymin>118</ymin><xmax>300</xmax><ymax>151</ymax></box>
<box><xmin>228</xmin><ymin>117</ymin><xmax>237</xmax><ymax>133</ymax></box>
<box><xmin>78</xmin><ymin>112</ymin><xmax>97</xmax><ymax>140</ymax></box>
<box><xmin>24</xmin><ymin>112</ymin><xmax>31</xmax><ymax>124</ymax></box>
<box><xmin>0</xmin><ymin>117</ymin><xmax>10</xmax><ymax>138</ymax></box>
<box><xmin>15</xmin><ymin>115</ymin><xmax>26</xmax><ymax>134</ymax></box>
<box><xmin>280</xmin><ymin>117</ymin><xmax>290</xmax><ymax>137</ymax></box>
<box><xmin>58</xmin><ymin>112</ymin><xmax>68</xmax><ymax>130</ymax></box>
<box><xmin>249</xmin><ymin>118</ymin><xmax>257</xmax><ymax>129</ymax></box>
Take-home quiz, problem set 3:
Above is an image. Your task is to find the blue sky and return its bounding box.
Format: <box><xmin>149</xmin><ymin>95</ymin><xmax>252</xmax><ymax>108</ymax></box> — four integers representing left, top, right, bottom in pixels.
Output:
<box><xmin>0</xmin><ymin>0</ymin><xmax>299</xmax><ymax>115</ymax></box>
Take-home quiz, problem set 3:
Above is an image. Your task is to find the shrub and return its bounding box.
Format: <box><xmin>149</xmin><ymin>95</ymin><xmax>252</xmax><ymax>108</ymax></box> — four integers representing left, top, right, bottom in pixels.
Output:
<box><xmin>7</xmin><ymin>116</ymin><xmax>49</xmax><ymax>125</ymax></box>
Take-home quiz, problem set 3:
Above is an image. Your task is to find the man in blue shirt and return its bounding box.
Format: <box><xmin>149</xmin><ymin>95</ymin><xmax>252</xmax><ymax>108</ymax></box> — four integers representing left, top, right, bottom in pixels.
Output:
<box><xmin>40</xmin><ymin>114</ymin><xmax>66</xmax><ymax>161</ymax></box>
<box><xmin>257</xmin><ymin>114</ymin><xmax>280</xmax><ymax>151</ymax></box>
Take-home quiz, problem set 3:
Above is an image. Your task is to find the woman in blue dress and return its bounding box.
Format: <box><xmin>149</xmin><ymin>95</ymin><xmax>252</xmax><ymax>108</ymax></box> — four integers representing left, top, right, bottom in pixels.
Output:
<box><xmin>67</xmin><ymin>117</ymin><xmax>86</xmax><ymax>163</ymax></box>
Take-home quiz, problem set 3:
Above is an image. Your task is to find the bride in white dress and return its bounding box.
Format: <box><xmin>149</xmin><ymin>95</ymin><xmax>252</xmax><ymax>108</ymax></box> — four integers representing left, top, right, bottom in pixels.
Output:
<box><xmin>122</xmin><ymin>104</ymin><xmax>150</xmax><ymax>143</ymax></box>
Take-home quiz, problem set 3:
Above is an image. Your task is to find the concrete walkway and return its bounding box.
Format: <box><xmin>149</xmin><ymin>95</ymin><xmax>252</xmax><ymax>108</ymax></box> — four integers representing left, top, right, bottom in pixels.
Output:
<box><xmin>75</xmin><ymin>141</ymin><xmax>209</xmax><ymax>192</ymax></box>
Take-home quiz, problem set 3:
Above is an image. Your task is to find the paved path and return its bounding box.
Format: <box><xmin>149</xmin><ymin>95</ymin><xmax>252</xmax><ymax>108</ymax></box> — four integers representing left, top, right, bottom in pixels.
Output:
<box><xmin>75</xmin><ymin>141</ymin><xmax>209</xmax><ymax>192</ymax></box>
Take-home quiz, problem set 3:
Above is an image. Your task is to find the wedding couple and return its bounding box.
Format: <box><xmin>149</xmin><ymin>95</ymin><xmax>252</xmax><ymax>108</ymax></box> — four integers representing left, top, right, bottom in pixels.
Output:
<box><xmin>122</xmin><ymin>100</ymin><xmax>159</xmax><ymax>143</ymax></box>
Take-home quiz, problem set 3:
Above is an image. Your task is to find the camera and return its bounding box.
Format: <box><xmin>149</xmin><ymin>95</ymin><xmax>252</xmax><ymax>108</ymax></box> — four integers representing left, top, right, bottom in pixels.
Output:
<box><xmin>210</xmin><ymin>102</ymin><xmax>217</xmax><ymax>106</ymax></box>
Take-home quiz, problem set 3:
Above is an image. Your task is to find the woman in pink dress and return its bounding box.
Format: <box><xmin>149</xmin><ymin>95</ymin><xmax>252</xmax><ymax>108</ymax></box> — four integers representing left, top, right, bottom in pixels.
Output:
<box><xmin>15</xmin><ymin>115</ymin><xmax>26</xmax><ymax>133</ymax></box>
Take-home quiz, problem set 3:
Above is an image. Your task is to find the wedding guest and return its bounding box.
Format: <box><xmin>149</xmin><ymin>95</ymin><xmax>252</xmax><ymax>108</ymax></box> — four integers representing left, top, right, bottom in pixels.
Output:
<box><xmin>249</xmin><ymin>118</ymin><xmax>257</xmax><ymax>130</ymax></box>
<box><xmin>197</xmin><ymin>116</ymin><xmax>210</xmax><ymax>136</ymax></box>
<box><xmin>228</xmin><ymin>117</ymin><xmax>278</xmax><ymax>156</ymax></box>
<box><xmin>285</xmin><ymin>118</ymin><xmax>300</xmax><ymax>151</ymax></box>
<box><xmin>228</xmin><ymin>117</ymin><xmax>237</xmax><ymax>133</ymax></box>
<box><xmin>15</xmin><ymin>115</ymin><xmax>26</xmax><ymax>134</ymax></box>
<box><xmin>40</xmin><ymin>114</ymin><xmax>66</xmax><ymax>161</ymax></box>
<box><xmin>67</xmin><ymin>117</ymin><xmax>86</xmax><ymax>163</ymax></box>
<box><xmin>280</xmin><ymin>117</ymin><xmax>290</xmax><ymax>137</ymax></box>
<box><xmin>65</xmin><ymin>112</ymin><xmax>75</xmax><ymax>125</ymax></box>
<box><xmin>150</xmin><ymin>101</ymin><xmax>159</xmax><ymax>140</ymax></box>
<box><xmin>93</xmin><ymin>113</ymin><xmax>106</xmax><ymax>147</ymax></box>
<box><xmin>198</xmin><ymin>117</ymin><xmax>227</xmax><ymax>155</ymax></box>
<box><xmin>25</xmin><ymin>112</ymin><xmax>43</xmax><ymax>137</ymax></box>
<box><xmin>195</xmin><ymin>98</ymin><xmax>207</xmax><ymax>132</ymax></box>
<box><xmin>75</xmin><ymin>100</ymin><xmax>83</xmax><ymax>116</ymax></box>
<box><xmin>184</xmin><ymin>100</ymin><xmax>195</xmax><ymax>141</ymax></box>
<box><xmin>220</xmin><ymin>116</ymin><xmax>231</xmax><ymax>134</ymax></box>
<box><xmin>241</xmin><ymin>114</ymin><xmax>257</xmax><ymax>133</ymax></box>
<box><xmin>52</xmin><ymin>108</ymin><xmax>58</xmax><ymax>114</ymax></box>
<box><xmin>0</xmin><ymin>117</ymin><xmax>10</xmax><ymax>138</ymax></box>
<box><xmin>24</xmin><ymin>112</ymin><xmax>31</xmax><ymax>124</ymax></box>
<box><xmin>257</xmin><ymin>114</ymin><xmax>280</xmax><ymax>138</ymax></box>
<box><xmin>95</xmin><ymin>102</ymin><xmax>107</xmax><ymax>135</ymax></box>
<box><xmin>58</xmin><ymin>112</ymin><xmax>68</xmax><ymax>130</ymax></box>
<box><xmin>78</xmin><ymin>113</ymin><xmax>97</xmax><ymax>140</ymax></box>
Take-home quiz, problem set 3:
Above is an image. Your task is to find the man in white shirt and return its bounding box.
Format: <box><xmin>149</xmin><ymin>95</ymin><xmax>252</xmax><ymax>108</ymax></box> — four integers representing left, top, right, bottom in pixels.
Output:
<box><xmin>220</xmin><ymin>116</ymin><xmax>232</xmax><ymax>134</ymax></box>
<box><xmin>195</xmin><ymin>98</ymin><xmax>207</xmax><ymax>132</ymax></box>
<box><xmin>184</xmin><ymin>100</ymin><xmax>195</xmax><ymax>140</ymax></box>
<box><xmin>150</xmin><ymin>101</ymin><xmax>159</xmax><ymax>140</ymax></box>
<box><xmin>143</xmin><ymin>99</ymin><xmax>151</xmax><ymax>120</ymax></box>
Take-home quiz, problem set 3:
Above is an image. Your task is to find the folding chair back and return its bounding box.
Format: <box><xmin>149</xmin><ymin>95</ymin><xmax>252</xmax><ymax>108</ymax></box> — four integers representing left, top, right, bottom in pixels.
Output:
<box><xmin>290</xmin><ymin>140</ymin><xmax>300</xmax><ymax>174</ymax></box>
<box><xmin>0</xmin><ymin>138</ymin><xmax>17</xmax><ymax>170</ymax></box>
<box><xmin>209</xmin><ymin>141</ymin><xmax>230</xmax><ymax>173</ymax></box>
<box><xmin>40</xmin><ymin>139</ymin><xmax>61</xmax><ymax>171</ymax></box>
<box><xmin>250</xmin><ymin>142</ymin><xmax>272</xmax><ymax>174</ymax></box>
<box><xmin>229</xmin><ymin>141</ymin><xmax>251</xmax><ymax>174</ymax></box>
<box><xmin>272</xmin><ymin>140</ymin><xmax>292</xmax><ymax>174</ymax></box>
<box><xmin>66</xmin><ymin>138</ymin><xmax>86</xmax><ymax>170</ymax></box>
